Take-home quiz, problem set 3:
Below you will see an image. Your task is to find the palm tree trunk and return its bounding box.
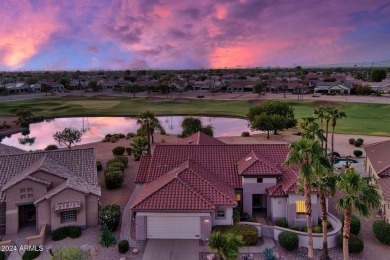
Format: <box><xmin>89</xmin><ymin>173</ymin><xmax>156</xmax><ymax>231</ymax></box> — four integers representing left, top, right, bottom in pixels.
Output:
<box><xmin>343</xmin><ymin>207</ymin><xmax>352</xmax><ymax>260</ymax></box>
<box><xmin>305</xmin><ymin>180</ymin><xmax>314</xmax><ymax>260</ymax></box>
<box><xmin>331</xmin><ymin>125</ymin><xmax>335</xmax><ymax>165</ymax></box>
<box><xmin>325</xmin><ymin>120</ymin><xmax>329</xmax><ymax>156</ymax></box>
<box><xmin>146</xmin><ymin>121</ymin><xmax>151</xmax><ymax>154</ymax></box>
<box><xmin>320</xmin><ymin>119</ymin><xmax>324</xmax><ymax>148</ymax></box>
<box><xmin>267</xmin><ymin>130</ymin><xmax>270</xmax><ymax>139</ymax></box>
<box><xmin>319</xmin><ymin>192</ymin><xmax>330</xmax><ymax>260</ymax></box>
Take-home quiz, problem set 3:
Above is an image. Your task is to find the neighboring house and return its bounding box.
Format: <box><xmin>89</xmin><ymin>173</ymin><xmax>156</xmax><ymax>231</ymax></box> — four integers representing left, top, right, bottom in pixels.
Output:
<box><xmin>0</xmin><ymin>143</ymin><xmax>101</xmax><ymax>235</ymax></box>
<box><xmin>314</xmin><ymin>82</ymin><xmax>352</xmax><ymax>94</ymax></box>
<box><xmin>5</xmin><ymin>83</ymin><xmax>30</xmax><ymax>93</ymax></box>
<box><xmin>365</xmin><ymin>139</ymin><xmax>390</xmax><ymax>222</ymax></box>
<box><xmin>227</xmin><ymin>81</ymin><xmax>255</xmax><ymax>92</ymax></box>
<box><xmin>30</xmin><ymin>84</ymin><xmax>41</xmax><ymax>92</ymax></box>
<box><xmin>132</xmin><ymin>132</ymin><xmax>323</xmax><ymax>241</ymax></box>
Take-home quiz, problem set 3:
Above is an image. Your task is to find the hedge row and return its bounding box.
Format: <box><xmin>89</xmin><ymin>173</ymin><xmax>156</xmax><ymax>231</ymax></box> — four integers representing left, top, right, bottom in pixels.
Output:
<box><xmin>52</xmin><ymin>226</ymin><xmax>82</xmax><ymax>241</ymax></box>
<box><xmin>213</xmin><ymin>225</ymin><xmax>258</xmax><ymax>246</ymax></box>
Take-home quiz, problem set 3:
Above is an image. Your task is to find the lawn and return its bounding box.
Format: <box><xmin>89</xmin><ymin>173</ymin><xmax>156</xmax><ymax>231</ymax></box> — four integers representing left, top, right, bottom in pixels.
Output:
<box><xmin>0</xmin><ymin>96</ymin><xmax>389</xmax><ymax>136</ymax></box>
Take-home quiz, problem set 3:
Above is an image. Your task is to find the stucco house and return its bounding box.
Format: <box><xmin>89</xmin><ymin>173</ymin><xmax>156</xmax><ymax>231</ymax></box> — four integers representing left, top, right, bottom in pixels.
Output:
<box><xmin>0</xmin><ymin>143</ymin><xmax>101</xmax><ymax>235</ymax></box>
<box><xmin>131</xmin><ymin>132</ymin><xmax>324</xmax><ymax>241</ymax></box>
<box><xmin>365</xmin><ymin>139</ymin><xmax>390</xmax><ymax>222</ymax></box>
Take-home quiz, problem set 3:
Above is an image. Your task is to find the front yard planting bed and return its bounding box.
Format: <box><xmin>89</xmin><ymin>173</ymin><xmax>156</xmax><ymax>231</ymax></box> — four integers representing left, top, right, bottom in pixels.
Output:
<box><xmin>212</xmin><ymin>224</ymin><xmax>258</xmax><ymax>246</ymax></box>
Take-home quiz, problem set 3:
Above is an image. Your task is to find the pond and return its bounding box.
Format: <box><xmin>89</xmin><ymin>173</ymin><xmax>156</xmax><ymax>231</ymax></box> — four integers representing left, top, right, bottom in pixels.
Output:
<box><xmin>0</xmin><ymin>116</ymin><xmax>256</xmax><ymax>150</ymax></box>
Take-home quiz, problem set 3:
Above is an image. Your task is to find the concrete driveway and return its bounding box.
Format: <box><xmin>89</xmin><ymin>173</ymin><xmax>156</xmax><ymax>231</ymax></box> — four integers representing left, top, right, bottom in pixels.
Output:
<box><xmin>142</xmin><ymin>239</ymin><xmax>201</xmax><ymax>260</ymax></box>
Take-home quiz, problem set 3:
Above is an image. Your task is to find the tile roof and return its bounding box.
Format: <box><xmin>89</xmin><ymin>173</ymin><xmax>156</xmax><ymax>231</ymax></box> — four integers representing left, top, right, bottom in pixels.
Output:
<box><xmin>0</xmin><ymin>147</ymin><xmax>100</xmax><ymax>202</ymax></box>
<box><xmin>0</xmin><ymin>143</ymin><xmax>26</xmax><ymax>156</ymax></box>
<box><xmin>364</xmin><ymin>139</ymin><xmax>390</xmax><ymax>177</ymax></box>
<box><xmin>377</xmin><ymin>178</ymin><xmax>390</xmax><ymax>203</ymax></box>
<box><xmin>267</xmin><ymin>168</ymin><xmax>300</xmax><ymax>197</ymax></box>
<box><xmin>237</xmin><ymin>151</ymin><xmax>282</xmax><ymax>176</ymax></box>
<box><xmin>138</xmin><ymin>144</ymin><xmax>290</xmax><ymax>188</ymax></box>
<box><xmin>135</xmin><ymin>155</ymin><xmax>151</xmax><ymax>183</ymax></box>
<box><xmin>176</xmin><ymin>132</ymin><xmax>225</xmax><ymax>145</ymax></box>
<box><xmin>131</xmin><ymin>160</ymin><xmax>236</xmax><ymax>211</ymax></box>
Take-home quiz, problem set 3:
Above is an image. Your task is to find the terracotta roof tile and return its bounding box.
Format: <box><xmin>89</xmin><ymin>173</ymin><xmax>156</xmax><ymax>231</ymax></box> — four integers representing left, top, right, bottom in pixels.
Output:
<box><xmin>365</xmin><ymin>139</ymin><xmax>390</xmax><ymax>177</ymax></box>
<box><xmin>176</xmin><ymin>132</ymin><xmax>225</xmax><ymax>145</ymax></box>
<box><xmin>135</xmin><ymin>155</ymin><xmax>151</xmax><ymax>183</ymax></box>
<box><xmin>0</xmin><ymin>143</ymin><xmax>26</xmax><ymax>156</ymax></box>
<box><xmin>237</xmin><ymin>151</ymin><xmax>282</xmax><ymax>176</ymax></box>
<box><xmin>377</xmin><ymin>178</ymin><xmax>390</xmax><ymax>203</ymax></box>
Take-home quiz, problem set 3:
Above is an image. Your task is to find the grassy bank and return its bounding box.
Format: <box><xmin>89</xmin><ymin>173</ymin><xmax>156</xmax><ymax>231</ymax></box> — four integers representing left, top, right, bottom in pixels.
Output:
<box><xmin>0</xmin><ymin>96</ymin><xmax>389</xmax><ymax>136</ymax></box>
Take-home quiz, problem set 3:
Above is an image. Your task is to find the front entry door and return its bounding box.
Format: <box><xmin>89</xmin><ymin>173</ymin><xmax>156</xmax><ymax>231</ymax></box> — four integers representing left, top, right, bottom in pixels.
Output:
<box><xmin>19</xmin><ymin>204</ymin><xmax>36</xmax><ymax>227</ymax></box>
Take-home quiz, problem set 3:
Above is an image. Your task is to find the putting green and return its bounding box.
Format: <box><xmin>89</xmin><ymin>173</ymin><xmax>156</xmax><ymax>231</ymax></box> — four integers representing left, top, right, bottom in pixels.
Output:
<box><xmin>66</xmin><ymin>100</ymin><xmax>120</xmax><ymax>109</ymax></box>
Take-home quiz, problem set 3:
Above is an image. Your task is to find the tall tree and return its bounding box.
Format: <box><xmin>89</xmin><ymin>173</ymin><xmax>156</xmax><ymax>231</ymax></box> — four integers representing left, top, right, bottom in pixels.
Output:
<box><xmin>330</xmin><ymin>109</ymin><xmax>347</xmax><ymax>163</ymax></box>
<box><xmin>136</xmin><ymin>111</ymin><xmax>162</xmax><ymax>154</ymax></box>
<box><xmin>247</xmin><ymin>100</ymin><xmax>297</xmax><ymax>139</ymax></box>
<box><xmin>180</xmin><ymin>117</ymin><xmax>213</xmax><ymax>137</ymax></box>
<box><xmin>53</xmin><ymin>127</ymin><xmax>83</xmax><ymax>149</ymax></box>
<box><xmin>336</xmin><ymin>168</ymin><xmax>381</xmax><ymax>260</ymax></box>
<box><xmin>284</xmin><ymin>138</ymin><xmax>326</xmax><ymax>260</ymax></box>
<box><xmin>130</xmin><ymin>136</ymin><xmax>148</xmax><ymax>161</ymax></box>
<box><xmin>299</xmin><ymin>116</ymin><xmax>325</xmax><ymax>142</ymax></box>
<box><xmin>123</xmin><ymin>84</ymin><xmax>143</xmax><ymax>98</ymax></box>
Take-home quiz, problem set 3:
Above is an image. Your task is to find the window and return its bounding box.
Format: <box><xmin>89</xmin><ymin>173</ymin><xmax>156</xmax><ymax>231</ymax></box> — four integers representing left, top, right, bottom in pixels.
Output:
<box><xmin>27</xmin><ymin>188</ymin><xmax>33</xmax><ymax>192</ymax></box>
<box><xmin>296</xmin><ymin>200</ymin><xmax>306</xmax><ymax>214</ymax></box>
<box><xmin>60</xmin><ymin>210</ymin><xmax>77</xmax><ymax>223</ymax></box>
<box><xmin>20</xmin><ymin>188</ymin><xmax>26</xmax><ymax>193</ymax></box>
<box><xmin>235</xmin><ymin>194</ymin><xmax>241</xmax><ymax>201</ymax></box>
<box><xmin>257</xmin><ymin>178</ymin><xmax>263</xmax><ymax>183</ymax></box>
<box><xmin>217</xmin><ymin>210</ymin><xmax>225</xmax><ymax>218</ymax></box>
<box><xmin>20</xmin><ymin>195</ymin><xmax>26</xmax><ymax>199</ymax></box>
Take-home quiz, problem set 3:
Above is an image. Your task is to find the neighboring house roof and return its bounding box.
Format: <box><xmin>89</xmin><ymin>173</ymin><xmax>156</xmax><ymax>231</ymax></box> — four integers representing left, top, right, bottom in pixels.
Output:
<box><xmin>176</xmin><ymin>132</ymin><xmax>225</xmax><ymax>145</ymax></box>
<box><xmin>131</xmin><ymin>160</ymin><xmax>237</xmax><ymax>211</ymax></box>
<box><xmin>364</xmin><ymin>139</ymin><xmax>390</xmax><ymax>177</ymax></box>
<box><xmin>0</xmin><ymin>146</ymin><xmax>100</xmax><ymax>202</ymax></box>
<box><xmin>377</xmin><ymin>178</ymin><xmax>390</xmax><ymax>203</ymax></box>
<box><xmin>0</xmin><ymin>143</ymin><xmax>26</xmax><ymax>156</ymax></box>
<box><xmin>237</xmin><ymin>151</ymin><xmax>282</xmax><ymax>176</ymax></box>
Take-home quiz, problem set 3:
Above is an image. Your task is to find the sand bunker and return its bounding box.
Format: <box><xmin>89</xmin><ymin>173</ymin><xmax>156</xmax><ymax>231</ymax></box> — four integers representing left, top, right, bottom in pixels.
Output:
<box><xmin>311</xmin><ymin>100</ymin><xmax>344</xmax><ymax>108</ymax></box>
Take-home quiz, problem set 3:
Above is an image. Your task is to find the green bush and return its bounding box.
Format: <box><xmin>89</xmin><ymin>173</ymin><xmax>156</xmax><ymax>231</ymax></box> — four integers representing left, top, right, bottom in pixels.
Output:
<box><xmin>338</xmin><ymin>234</ymin><xmax>364</xmax><ymax>253</ymax></box>
<box><xmin>233</xmin><ymin>207</ymin><xmax>241</xmax><ymax>223</ymax></box>
<box><xmin>353</xmin><ymin>150</ymin><xmax>363</xmax><ymax>157</ymax></box>
<box><xmin>112</xmin><ymin>146</ymin><xmax>126</xmax><ymax>156</ymax></box>
<box><xmin>105</xmin><ymin>170</ymin><xmax>124</xmax><ymax>189</ymax></box>
<box><xmin>115</xmin><ymin>155</ymin><xmax>129</xmax><ymax>166</ymax></box>
<box><xmin>313</xmin><ymin>226</ymin><xmax>322</xmax><ymax>233</ymax></box>
<box><xmin>100</xmin><ymin>230</ymin><xmax>117</xmax><ymax>247</ymax></box>
<box><xmin>68</xmin><ymin>226</ymin><xmax>82</xmax><ymax>239</ymax></box>
<box><xmin>278</xmin><ymin>231</ymin><xmax>299</xmax><ymax>251</ymax></box>
<box><xmin>45</xmin><ymin>144</ymin><xmax>59</xmax><ymax>150</ymax></box>
<box><xmin>372</xmin><ymin>220</ymin><xmax>390</xmax><ymax>244</ymax></box>
<box><xmin>241</xmin><ymin>131</ymin><xmax>250</xmax><ymax>137</ymax></box>
<box><xmin>0</xmin><ymin>252</ymin><xmax>5</xmax><ymax>260</ymax></box>
<box><xmin>52</xmin><ymin>226</ymin><xmax>69</xmax><ymax>241</ymax></box>
<box><xmin>356</xmin><ymin>138</ymin><xmax>364</xmax><ymax>144</ymax></box>
<box><xmin>106</xmin><ymin>158</ymin><xmax>123</xmax><ymax>167</ymax></box>
<box><xmin>22</xmin><ymin>249</ymin><xmax>41</xmax><ymax>260</ymax></box>
<box><xmin>107</xmin><ymin>162</ymin><xmax>125</xmax><ymax>171</ymax></box>
<box><xmin>348</xmin><ymin>138</ymin><xmax>355</xmax><ymax>145</ymax></box>
<box><xmin>300</xmin><ymin>226</ymin><xmax>308</xmax><ymax>232</ymax></box>
<box><xmin>213</xmin><ymin>225</ymin><xmax>258</xmax><ymax>246</ymax></box>
<box><xmin>118</xmin><ymin>239</ymin><xmax>129</xmax><ymax>253</ymax></box>
<box><xmin>99</xmin><ymin>204</ymin><xmax>121</xmax><ymax>231</ymax></box>
<box><xmin>275</xmin><ymin>219</ymin><xmax>288</xmax><ymax>228</ymax></box>
<box><xmin>289</xmin><ymin>225</ymin><xmax>299</xmax><ymax>231</ymax></box>
<box><xmin>354</xmin><ymin>140</ymin><xmax>363</xmax><ymax>147</ymax></box>
<box><xmin>51</xmin><ymin>247</ymin><xmax>88</xmax><ymax>260</ymax></box>
<box><xmin>96</xmin><ymin>161</ymin><xmax>102</xmax><ymax>171</ymax></box>
<box><xmin>126</xmin><ymin>147</ymin><xmax>132</xmax><ymax>155</ymax></box>
<box><xmin>343</xmin><ymin>215</ymin><xmax>361</xmax><ymax>235</ymax></box>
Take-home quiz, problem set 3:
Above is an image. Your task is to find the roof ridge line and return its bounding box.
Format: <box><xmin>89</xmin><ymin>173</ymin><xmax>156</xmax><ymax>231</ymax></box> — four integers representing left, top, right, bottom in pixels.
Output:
<box><xmin>176</xmin><ymin>177</ymin><xmax>216</xmax><ymax>209</ymax></box>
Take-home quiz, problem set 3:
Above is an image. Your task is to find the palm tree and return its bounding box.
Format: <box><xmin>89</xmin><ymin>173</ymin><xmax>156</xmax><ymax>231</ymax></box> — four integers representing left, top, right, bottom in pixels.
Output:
<box><xmin>284</xmin><ymin>138</ymin><xmax>326</xmax><ymax>260</ymax></box>
<box><xmin>336</xmin><ymin>168</ymin><xmax>381</xmax><ymax>260</ymax></box>
<box><xmin>130</xmin><ymin>136</ymin><xmax>148</xmax><ymax>161</ymax></box>
<box><xmin>330</xmin><ymin>109</ymin><xmax>347</xmax><ymax>163</ymax></box>
<box><xmin>136</xmin><ymin>110</ymin><xmax>163</xmax><ymax>154</ymax></box>
<box><xmin>207</xmin><ymin>232</ymin><xmax>244</xmax><ymax>260</ymax></box>
<box><xmin>313</xmin><ymin>106</ymin><xmax>328</xmax><ymax>148</ymax></box>
<box><xmin>299</xmin><ymin>116</ymin><xmax>326</xmax><ymax>142</ymax></box>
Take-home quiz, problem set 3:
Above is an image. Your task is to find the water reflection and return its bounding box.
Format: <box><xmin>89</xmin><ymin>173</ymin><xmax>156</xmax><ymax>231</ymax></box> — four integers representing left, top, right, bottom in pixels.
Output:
<box><xmin>1</xmin><ymin>116</ymin><xmax>254</xmax><ymax>150</ymax></box>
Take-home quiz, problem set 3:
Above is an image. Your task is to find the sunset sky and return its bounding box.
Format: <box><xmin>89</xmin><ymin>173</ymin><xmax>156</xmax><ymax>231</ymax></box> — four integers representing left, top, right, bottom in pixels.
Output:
<box><xmin>1</xmin><ymin>0</ymin><xmax>389</xmax><ymax>70</ymax></box>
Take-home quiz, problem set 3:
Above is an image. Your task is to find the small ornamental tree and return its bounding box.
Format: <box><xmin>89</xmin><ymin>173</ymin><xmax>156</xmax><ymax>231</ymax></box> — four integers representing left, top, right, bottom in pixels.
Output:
<box><xmin>53</xmin><ymin>127</ymin><xmax>83</xmax><ymax>149</ymax></box>
<box><xmin>99</xmin><ymin>204</ymin><xmax>121</xmax><ymax>231</ymax></box>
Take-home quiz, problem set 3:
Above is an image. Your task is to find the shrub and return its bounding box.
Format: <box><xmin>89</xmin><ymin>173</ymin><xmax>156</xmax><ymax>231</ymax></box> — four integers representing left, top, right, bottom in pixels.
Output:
<box><xmin>354</xmin><ymin>140</ymin><xmax>363</xmax><ymax>147</ymax></box>
<box><xmin>99</xmin><ymin>204</ymin><xmax>121</xmax><ymax>231</ymax></box>
<box><xmin>68</xmin><ymin>226</ymin><xmax>82</xmax><ymax>239</ymax></box>
<box><xmin>96</xmin><ymin>161</ymin><xmax>102</xmax><ymax>171</ymax></box>
<box><xmin>112</xmin><ymin>146</ymin><xmax>126</xmax><ymax>156</ymax></box>
<box><xmin>241</xmin><ymin>131</ymin><xmax>250</xmax><ymax>137</ymax></box>
<box><xmin>22</xmin><ymin>249</ymin><xmax>41</xmax><ymax>260</ymax></box>
<box><xmin>289</xmin><ymin>225</ymin><xmax>299</xmax><ymax>231</ymax></box>
<box><xmin>348</xmin><ymin>138</ymin><xmax>355</xmax><ymax>145</ymax></box>
<box><xmin>313</xmin><ymin>226</ymin><xmax>322</xmax><ymax>233</ymax></box>
<box><xmin>104</xmin><ymin>166</ymin><xmax>122</xmax><ymax>175</ymax></box>
<box><xmin>300</xmin><ymin>226</ymin><xmax>308</xmax><ymax>232</ymax></box>
<box><xmin>125</xmin><ymin>147</ymin><xmax>132</xmax><ymax>155</ymax></box>
<box><xmin>118</xmin><ymin>239</ymin><xmax>129</xmax><ymax>253</ymax></box>
<box><xmin>106</xmin><ymin>158</ymin><xmax>122</xmax><ymax>167</ymax></box>
<box><xmin>110</xmin><ymin>136</ymin><xmax>118</xmax><ymax>143</ymax></box>
<box><xmin>107</xmin><ymin>162</ymin><xmax>125</xmax><ymax>171</ymax></box>
<box><xmin>353</xmin><ymin>150</ymin><xmax>363</xmax><ymax>157</ymax></box>
<box><xmin>100</xmin><ymin>230</ymin><xmax>117</xmax><ymax>247</ymax></box>
<box><xmin>105</xmin><ymin>171</ymin><xmax>124</xmax><ymax>189</ymax></box>
<box><xmin>349</xmin><ymin>215</ymin><xmax>361</xmax><ymax>235</ymax></box>
<box><xmin>45</xmin><ymin>144</ymin><xmax>59</xmax><ymax>150</ymax></box>
<box><xmin>338</xmin><ymin>234</ymin><xmax>364</xmax><ymax>253</ymax></box>
<box><xmin>213</xmin><ymin>225</ymin><xmax>258</xmax><ymax>246</ymax></box>
<box><xmin>115</xmin><ymin>155</ymin><xmax>129</xmax><ymax>166</ymax></box>
<box><xmin>275</xmin><ymin>219</ymin><xmax>288</xmax><ymax>228</ymax></box>
<box><xmin>278</xmin><ymin>231</ymin><xmax>299</xmax><ymax>251</ymax></box>
<box><xmin>372</xmin><ymin>220</ymin><xmax>390</xmax><ymax>244</ymax></box>
<box><xmin>126</xmin><ymin>132</ymin><xmax>136</xmax><ymax>138</ymax></box>
<box><xmin>263</xmin><ymin>247</ymin><xmax>276</xmax><ymax>260</ymax></box>
<box><xmin>51</xmin><ymin>247</ymin><xmax>89</xmax><ymax>260</ymax></box>
<box><xmin>20</xmin><ymin>121</ymin><xmax>29</xmax><ymax>127</ymax></box>
<box><xmin>52</xmin><ymin>226</ymin><xmax>69</xmax><ymax>241</ymax></box>
<box><xmin>233</xmin><ymin>207</ymin><xmax>241</xmax><ymax>223</ymax></box>
<box><xmin>356</xmin><ymin>138</ymin><xmax>364</xmax><ymax>144</ymax></box>
<box><xmin>0</xmin><ymin>252</ymin><xmax>4</xmax><ymax>260</ymax></box>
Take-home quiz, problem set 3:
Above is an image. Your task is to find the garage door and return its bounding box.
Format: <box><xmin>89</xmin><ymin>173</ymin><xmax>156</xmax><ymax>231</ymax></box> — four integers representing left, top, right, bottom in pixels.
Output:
<box><xmin>147</xmin><ymin>216</ymin><xmax>201</xmax><ymax>239</ymax></box>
